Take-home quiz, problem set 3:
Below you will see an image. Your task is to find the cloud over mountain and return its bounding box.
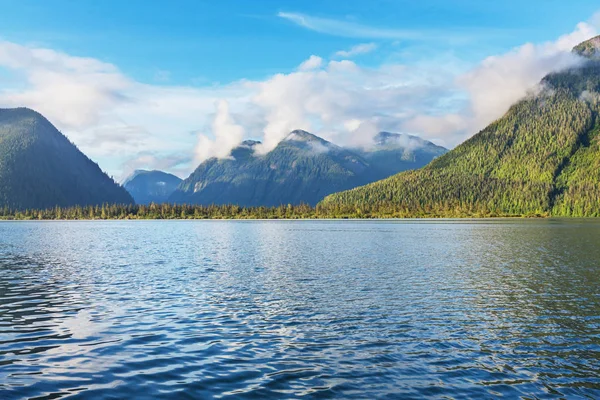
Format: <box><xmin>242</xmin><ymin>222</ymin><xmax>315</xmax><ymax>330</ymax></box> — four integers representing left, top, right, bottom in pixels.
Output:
<box><xmin>0</xmin><ymin>14</ymin><xmax>597</xmax><ymax>178</ymax></box>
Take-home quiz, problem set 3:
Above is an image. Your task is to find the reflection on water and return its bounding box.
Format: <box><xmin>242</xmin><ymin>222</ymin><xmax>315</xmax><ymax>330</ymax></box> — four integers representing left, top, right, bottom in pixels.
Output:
<box><xmin>1</xmin><ymin>220</ymin><xmax>600</xmax><ymax>399</ymax></box>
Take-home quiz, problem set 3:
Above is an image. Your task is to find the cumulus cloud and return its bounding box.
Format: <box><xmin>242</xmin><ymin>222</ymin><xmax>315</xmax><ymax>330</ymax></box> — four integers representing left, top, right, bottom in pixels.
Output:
<box><xmin>0</xmin><ymin>15</ymin><xmax>597</xmax><ymax>178</ymax></box>
<box><xmin>0</xmin><ymin>40</ymin><xmax>249</xmax><ymax>175</ymax></box>
<box><xmin>249</xmin><ymin>56</ymin><xmax>465</xmax><ymax>152</ymax></box>
<box><xmin>298</xmin><ymin>55</ymin><xmax>323</xmax><ymax>71</ymax></box>
<box><xmin>194</xmin><ymin>100</ymin><xmax>245</xmax><ymax>163</ymax></box>
<box><xmin>403</xmin><ymin>21</ymin><xmax>597</xmax><ymax>143</ymax></box>
<box><xmin>334</xmin><ymin>43</ymin><xmax>377</xmax><ymax>58</ymax></box>
<box><xmin>0</xmin><ymin>41</ymin><xmax>130</xmax><ymax>130</ymax></box>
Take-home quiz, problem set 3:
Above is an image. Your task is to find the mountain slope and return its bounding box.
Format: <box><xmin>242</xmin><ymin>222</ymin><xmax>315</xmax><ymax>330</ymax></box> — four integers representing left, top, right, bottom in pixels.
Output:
<box><xmin>170</xmin><ymin>132</ymin><xmax>370</xmax><ymax>206</ymax></box>
<box><xmin>170</xmin><ymin>130</ymin><xmax>445</xmax><ymax>206</ymax></box>
<box><xmin>123</xmin><ymin>170</ymin><xmax>182</xmax><ymax>205</ymax></box>
<box><xmin>320</xmin><ymin>37</ymin><xmax>600</xmax><ymax>217</ymax></box>
<box><xmin>0</xmin><ymin>108</ymin><xmax>134</xmax><ymax>209</ymax></box>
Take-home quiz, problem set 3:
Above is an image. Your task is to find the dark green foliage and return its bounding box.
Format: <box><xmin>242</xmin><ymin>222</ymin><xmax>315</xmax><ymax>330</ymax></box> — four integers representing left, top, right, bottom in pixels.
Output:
<box><xmin>320</xmin><ymin>58</ymin><xmax>600</xmax><ymax>218</ymax></box>
<box><xmin>170</xmin><ymin>130</ymin><xmax>446</xmax><ymax>206</ymax></box>
<box><xmin>123</xmin><ymin>170</ymin><xmax>182</xmax><ymax>204</ymax></box>
<box><xmin>0</xmin><ymin>108</ymin><xmax>134</xmax><ymax>209</ymax></box>
<box><xmin>0</xmin><ymin>203</ymin><xmax>321</xmax><ymax>220</ymax></box>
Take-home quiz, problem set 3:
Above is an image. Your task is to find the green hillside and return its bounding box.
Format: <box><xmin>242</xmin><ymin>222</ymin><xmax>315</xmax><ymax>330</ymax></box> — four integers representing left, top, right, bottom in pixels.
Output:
<box><xmin>0</xmin><ymin>108</ymin><xmax>134</xmax><ymax>209</ymax></box>
<box><xmin>320</xmin><ymin>37</ymin><xmax>600</xmax><ymax>218</ymax></box>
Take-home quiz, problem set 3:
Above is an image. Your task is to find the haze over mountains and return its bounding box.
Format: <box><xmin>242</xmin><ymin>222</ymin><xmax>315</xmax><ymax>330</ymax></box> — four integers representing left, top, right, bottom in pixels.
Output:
<box><xmin>322</xmin><ymin>36</ymin><xmax>600</xmax><ymax>217</ymax></box>
<box><xmin>0</xmin><ymin>105</ymin><xmax>445</xmax><ymax>210</ymax></box>
<box><xmin>123</xmin><ymin>170</ymin><xmax>182</xmax><ymax>205</ymax></box>
<box><xmin>169</xmin><ymin>130</ymin><xmax>446</xmax><ymax>206</ymax></box>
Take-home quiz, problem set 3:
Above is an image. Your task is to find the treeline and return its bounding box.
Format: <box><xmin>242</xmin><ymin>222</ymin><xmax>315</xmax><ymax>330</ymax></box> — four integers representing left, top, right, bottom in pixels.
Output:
<box><xmin>0</xmin><ymin>203</ymin><xmax>316</xmax><ymax>220</ymax></box>
<box><xmin>0</xmin><ymin>201</ymin><xmax>549</xmax><ymax>220</ymax></box>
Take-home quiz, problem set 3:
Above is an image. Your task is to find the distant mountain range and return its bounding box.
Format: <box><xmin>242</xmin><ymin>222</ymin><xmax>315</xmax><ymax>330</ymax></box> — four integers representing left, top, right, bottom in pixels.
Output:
<box><xmin>123</xmin><ymin>170</ymin><xmax>182</xmax><ymax>205</ymax></box>
<box><xmin>168</xmin><ymin>130</ymin><xmax>446</xmax><ymax>206</ymax></box>
<box><xmin>321</xmin><ymin>36</ymin><xmax>600</xmax><ymax>217</ymax></box>
<box><xmin>0</xmin><ymin>105</ymin><xmax>444</xmax><ymax>210</ymax></box>
<box><xmin>0</xmin><ymin>108</ymin><xmax>133</xmax><ymax>210</ymax></box>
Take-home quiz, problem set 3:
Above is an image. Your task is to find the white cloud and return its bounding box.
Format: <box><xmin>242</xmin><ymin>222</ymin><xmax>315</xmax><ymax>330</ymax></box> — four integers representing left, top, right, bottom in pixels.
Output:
<box><xmin>0</xmin><ymin>15</ymin><xmax>597</xmax><ymax>178</ymax></box>
<box><xmin>120</xmin><ymin>152</ymin><xmax>191</xmax><ymax>181</ymax></box>
<box><xmin>249</xmin><ymin>58</ymin><xmax>432</xmax><ymax>154</ymax></box>
<box><xmin>0</xmin><ymin>40</ymin><xmax>250</xmax><ymax>175</ymax></box>
<box><xmin>588</xmin><ymin>11</ymin><xmax>600</xmax><ymax>30</ymax></box>
<box><xmin>278</xmin><ymin>11</ymin><xmax>440</xmax><ymax>40</ymax></box>
<box><xmin>0</xmin><ymin>41</ymin><xmax>130</xmax><ymax>130</ymax></box>
<box><xmin>298</xmin><ymin>55</ymin><xmax>323</xmax><ymax>71</ymax></box>
<box><xmin>278</xmin><ymin>12</ymin><xmax>425</xmax><ymax>40</ymax></box>
<box><xmin>277</xmin><ymin>11</ymin><xmax>499</xmax><ymax>43</ymax></box>
<box><xmin>194</xmin><ymin>100</ymin><xmax>245</xmax><ymax>163</ymax></box>
<box><xmin>404</xmin><ymin>21</ymin><xmax>597</xmax><ymax>143</ymax></box>
<box><xmin>334</xmin><ymin>43</ymin><xmax>377</xmax><ymax>58</ymax></box>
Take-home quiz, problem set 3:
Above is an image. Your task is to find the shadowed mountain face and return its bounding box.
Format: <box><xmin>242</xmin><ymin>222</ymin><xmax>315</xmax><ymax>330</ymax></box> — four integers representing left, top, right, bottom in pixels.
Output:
<box><xmin>320</xmin><ymin>37</ymin><xmax>600</xmax><ymax>217</ymax></box>
<box><xmin>0</xmin><ymin>108</ymin><xmax>133</xmax><ymax>210</ymax></box>
<box><xmin>170</xmin><ymin>130</ymin><xmax>446</xmax><ymax>206</ymax></box>
<box><xmin>123</xmin><ymin>170</ymin><xmax>182</xmax><ymax>205</ymax></box>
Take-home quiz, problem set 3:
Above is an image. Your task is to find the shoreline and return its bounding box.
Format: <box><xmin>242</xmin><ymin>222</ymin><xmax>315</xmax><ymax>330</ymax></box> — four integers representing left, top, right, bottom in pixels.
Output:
<box><xmin>2</xmin><ymin>216</ymin><xmax>598</xmax><ymax>222</ymax></box>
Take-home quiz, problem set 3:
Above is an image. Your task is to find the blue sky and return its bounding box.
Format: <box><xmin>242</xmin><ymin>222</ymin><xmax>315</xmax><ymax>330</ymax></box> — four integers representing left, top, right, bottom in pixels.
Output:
<box><xmin>3</xmin><ymin>0</ymin><xmax>599</xmax><ymax>84</ymax></box>
<box><xmin>0</xmin><ymin>0</ymin><xmax>599</xmax><ymax>178</ymax></box>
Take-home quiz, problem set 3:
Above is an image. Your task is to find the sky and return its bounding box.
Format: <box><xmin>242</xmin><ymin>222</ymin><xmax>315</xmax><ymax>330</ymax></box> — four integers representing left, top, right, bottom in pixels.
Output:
<box><xmin>0</xmin><ymin>0</ymin><xmax>599</xmax><ymax>179</ymax></box>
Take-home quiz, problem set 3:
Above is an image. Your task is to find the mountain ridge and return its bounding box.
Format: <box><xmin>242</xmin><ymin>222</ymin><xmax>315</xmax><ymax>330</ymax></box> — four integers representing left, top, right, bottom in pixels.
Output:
<box><xmin>123</xmin><ymin>169</ymin><xmax>182</xmax><ymax>205</ymax></box>
<box><xmin>319</xmin><ymin>38</ymin><xmax>600</xmax><ymax>217</ymax></box>
<box><xmin>170</xmin><ymin>130</ymin><xmax>446</xmax><ymax>206</ymax></box>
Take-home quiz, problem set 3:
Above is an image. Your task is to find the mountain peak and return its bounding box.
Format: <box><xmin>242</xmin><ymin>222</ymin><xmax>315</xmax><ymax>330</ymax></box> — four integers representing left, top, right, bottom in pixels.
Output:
<box><xmin>171</xmin><ymin>127</ymin><xmax>446</xmax><ymax>207</ymax></box>
<box><xmin>123</xmin><ymin>169</ymin><xmax>182</xmax><ymax>205</ymax></box>
<box><xmin>374</xmin><ymin>132</ymin><xmax>422</xmax><ymax>145</ymax></box>
<box><xmin>573</xmin><ymin>35</ymin><xmax>600</xmax><ymax>59</ymax></box>
<box><xmin>285</xmin><ymin>130</ymin><xmax>323</xmax><ymax>142</ymax></box>
<box><xmin>0</xmin><ymin>107</ymin><xmax>40</xmax><ymax>116</ymax></box>
<box><xmin>0</xmin><ymin>108</ymin><xmax>133</xmax><ymax>209</ymax></box>
<box><xmin>241</xmin><ymin>139</ymin><xmax>261</xmax><ymax>147</ymax></box>
<box><xmin>0</xmin><ymin>107</ymin><xmax>50</xmax><ymax>130</ymax></box>
<box><xmin>122</xmin><ymin>169</ymin><xmax>179</xmax><ymax>185</ymax></box>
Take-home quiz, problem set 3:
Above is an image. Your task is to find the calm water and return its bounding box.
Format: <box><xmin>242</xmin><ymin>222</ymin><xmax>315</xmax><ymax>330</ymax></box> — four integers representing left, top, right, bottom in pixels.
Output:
<box><xmin>1</xmin><ymin>220</ymin><xmax>600</xmax><ymax>399</ymax></box>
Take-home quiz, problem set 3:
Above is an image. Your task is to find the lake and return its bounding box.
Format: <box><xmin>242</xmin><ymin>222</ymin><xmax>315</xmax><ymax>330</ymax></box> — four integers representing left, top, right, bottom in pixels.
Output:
<box><xmin>1</xmin><ymin>219</ymin><xmax>599</xmax><ymax>399</ymax></box>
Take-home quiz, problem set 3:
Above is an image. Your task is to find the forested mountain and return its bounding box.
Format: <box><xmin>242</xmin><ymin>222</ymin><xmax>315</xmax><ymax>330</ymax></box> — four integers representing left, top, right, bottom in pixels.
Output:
<box><xmin>123</xmin><ymin>170</ymin><xmax>182</xmax><ymax>204</ymax></box>
<box><xmin>320</xmin><ymin>36</ymin><xmax>600</xmax><ymax>217</ymax></box>
<box><xmin>0</xmin><ymin>108</ymin><xmax>133</xmax><ymax>209</ymax></box>
<box><xmin>170</xmin><ymin>130</ymin><xmax>445</xmax><ymax>206</ymax></box>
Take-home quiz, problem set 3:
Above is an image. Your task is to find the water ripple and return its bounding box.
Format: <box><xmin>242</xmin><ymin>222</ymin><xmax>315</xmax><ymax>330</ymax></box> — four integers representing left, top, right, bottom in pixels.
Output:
<box><xmin>0</xmin><ymin>220</ymin><xmax>599</xmax><ymax>399</ymax></box>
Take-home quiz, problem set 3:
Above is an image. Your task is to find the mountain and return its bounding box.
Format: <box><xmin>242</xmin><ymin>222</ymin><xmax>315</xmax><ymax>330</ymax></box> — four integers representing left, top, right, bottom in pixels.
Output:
<box><xmin>0</xmin><ymin>108</ymin><xmax>133</xmax><ymax>209</ymax></box>
<box><xmin>573</xmin><ymin>35</ymin><xmax>600</xmax><ymax>59</ymax></box>
<box><xmin>123</xmin><ymin>170</ymin><xmax>182</xmax><ymax>205</ymax></box>
<box><xmin>352</xmin><ymin>132</ymin><xmax>447</xmax><ymax>181</ymax></box>
<box><xmin>170</xmin><ymin>130</ymin><xmax>445</xmax><ymax>206</ymax></box>
<box><xmin>320</xmin><ymin>36</ymin><xmax>600</xmax><ymax>217</ymax></box>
